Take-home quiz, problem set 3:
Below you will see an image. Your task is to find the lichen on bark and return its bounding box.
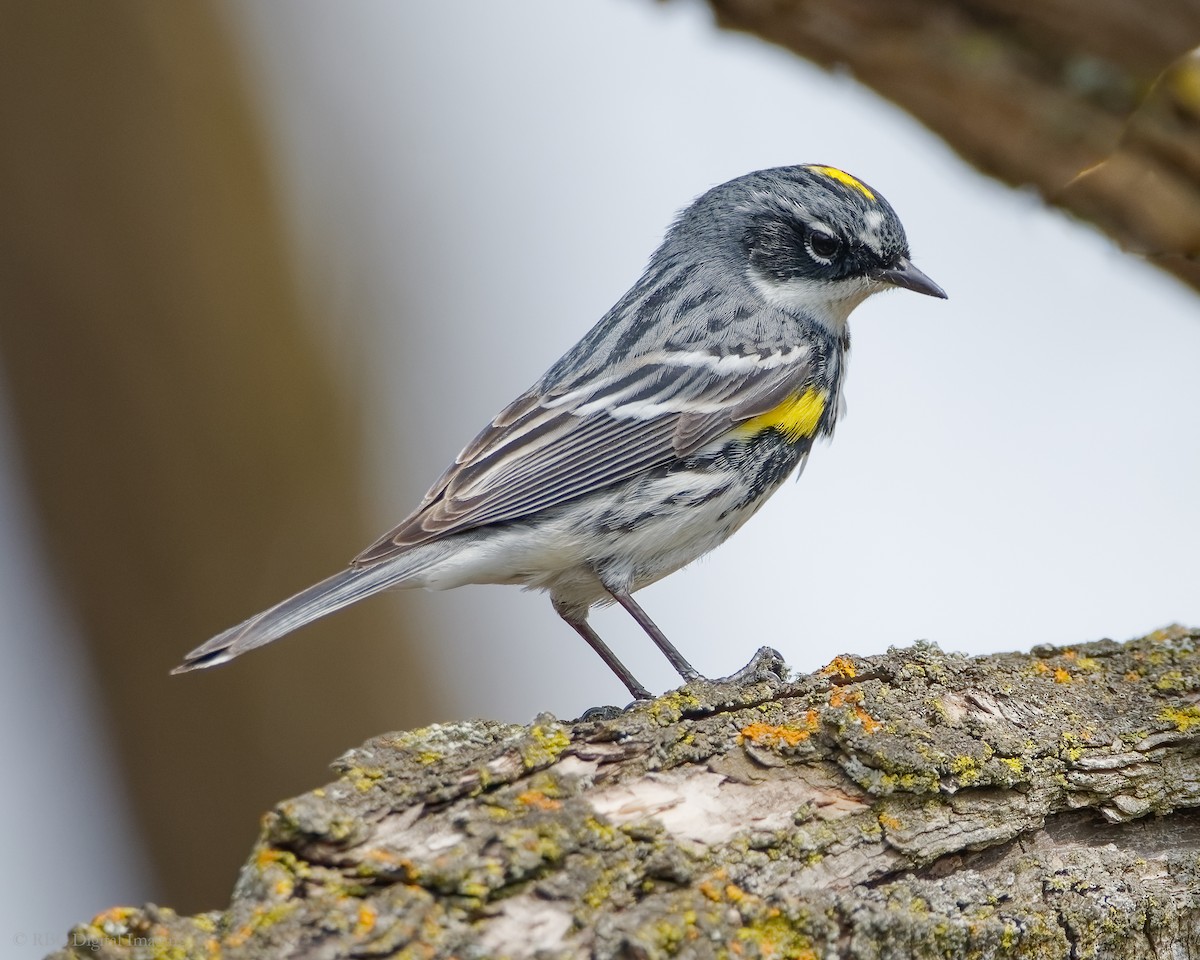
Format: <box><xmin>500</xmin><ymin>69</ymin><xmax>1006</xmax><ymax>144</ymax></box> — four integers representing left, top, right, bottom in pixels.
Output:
<box><xmin>50</xmin><ymin>628</ymin><xmax>1200</xmax><ymax>959</ymax></box>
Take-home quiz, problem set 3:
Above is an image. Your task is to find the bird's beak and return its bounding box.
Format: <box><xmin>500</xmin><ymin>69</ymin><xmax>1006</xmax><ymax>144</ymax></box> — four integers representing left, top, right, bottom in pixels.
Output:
<box><xmin>873</xmin><ymin>258</ymin><xmax>947</xmax><ymax>299</ymax></box>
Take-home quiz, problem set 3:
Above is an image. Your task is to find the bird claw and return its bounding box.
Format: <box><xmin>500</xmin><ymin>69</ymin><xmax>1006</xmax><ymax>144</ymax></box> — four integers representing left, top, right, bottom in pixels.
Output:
<box><xmin>714</xmin><ymin>646</ymin><xmax>789</xmax><ymax>687</ymax></box>
<box><xmin>576</xmin><ymin>703</ymin><xmax>636</xmax><ymax>722</ymax></box>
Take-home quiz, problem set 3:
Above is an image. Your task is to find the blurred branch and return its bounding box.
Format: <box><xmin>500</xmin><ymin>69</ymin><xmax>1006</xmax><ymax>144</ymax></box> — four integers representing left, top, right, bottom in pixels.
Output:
<box><xmin>707</xmin><ymin>0</ymin><xmax>1200</xmax><ymax>292</ymax></box>
<box><xmin>50</xmin><ymin>630</ymin><xmax>1200</xmax><ymax>958</ymax></box>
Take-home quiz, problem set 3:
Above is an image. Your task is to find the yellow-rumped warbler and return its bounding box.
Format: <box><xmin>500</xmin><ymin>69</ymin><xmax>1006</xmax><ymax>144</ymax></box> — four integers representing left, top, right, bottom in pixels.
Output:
<box><xmin>175</xmin><ymin>165</ymin><xmax>945</xmax><ymax>699</ymax></box>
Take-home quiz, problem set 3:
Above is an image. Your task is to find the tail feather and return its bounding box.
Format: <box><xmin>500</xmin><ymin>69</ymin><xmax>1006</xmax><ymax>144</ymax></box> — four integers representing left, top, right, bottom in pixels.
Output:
<box><xmin>172</xmin><ymin>562</ymin><xmax>411</xmax><ymax>674</ymax></box>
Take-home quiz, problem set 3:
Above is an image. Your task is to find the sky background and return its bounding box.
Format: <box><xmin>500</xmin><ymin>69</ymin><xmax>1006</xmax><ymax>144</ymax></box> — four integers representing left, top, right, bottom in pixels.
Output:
<box><xmin>5</xmin><ymin>0</ymin><xmax>1199</xmax><ymax>949</ymax></box>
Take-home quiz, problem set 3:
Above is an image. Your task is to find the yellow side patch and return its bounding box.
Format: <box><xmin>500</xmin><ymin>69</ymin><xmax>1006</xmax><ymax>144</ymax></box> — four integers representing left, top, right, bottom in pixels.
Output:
<box><xmin>739</xmin><ymin>387</ymin><xmax>827</xmax><ymax>442</ymax></box>
<box><xmin>807</xmin><ymin>165</ymin><xmax>876</xmax><ymax>201</ymax></box>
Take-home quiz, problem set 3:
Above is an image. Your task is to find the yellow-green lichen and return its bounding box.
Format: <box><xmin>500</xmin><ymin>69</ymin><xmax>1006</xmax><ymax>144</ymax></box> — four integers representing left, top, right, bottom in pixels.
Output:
<box><xmin>1155</xmin><ymin>670</ymin><xmax>1189</xmax><ymax>692</ymax></box>
<box><xmin>1159</xmin><ymin>704</ymin><xmax>1200</xmax><ymax>732</ymax></box>
<box><xmin>858</xmin><ymin>816</ymin><xmax>884</xmax><ymax>840</ymax></box>
<box><xmin>191</xmin><ymin>913</ymin><xmax>218</xmax><ymax>934</ymax></box>
<box><xmin>346</xmin><ymin>765</ymin><xmax>385</xmax><ymax>792</ymax></box>
<box><xmin>73</xmin><ymin>908</ymin><xmax>184</xmax><ymax>958</ymax></box>
<box><xmin>949</xmin><ymin>754</ymin><xmax>983</xmax><ymax>786</ymax></box>
<box><xmin>582</xmin><ymin>866</ymin><xmax>616</xmax><ymax>910</ymax></box>
<box><xmin>873</xmin><ymin>768</ymin><xmax>941</xmax><ymax>795</ymax></box>
<box><xmin>584</xmin><ymin>815</ymin><xmax>621</xmax><ymax>846</ymax></box>
<box><xmin>520</xmin><ymin>724</ymin><xmax>571</xmax><ymax>768</ymax></box>
<box><xmin>253</xmin><ymin>847</ymin><xmax>310</xmax><ymax>897</ymax></box>
<box><xmin>1058</xmin><ymin>732</ymin><xmax>1086</xmax><ymax>764</ymax></box>
<box><xmin>647</xmin><ymin>688</ymin><xmax>702</xmax><ymax>724</ymax></box>
<box><xmin>224</xmin><ymin>901</ymin><xmax>301</xmax><ymax>949</ymax></box>
<box><xmin>736</xmin><ymin>912</ymin><xmax>817</xmax><ymax>959</ymax></box>
<box><xmin>650</xmin><ymin>909</ymin><xmax>699</xmax><ymax>951</ymax></box>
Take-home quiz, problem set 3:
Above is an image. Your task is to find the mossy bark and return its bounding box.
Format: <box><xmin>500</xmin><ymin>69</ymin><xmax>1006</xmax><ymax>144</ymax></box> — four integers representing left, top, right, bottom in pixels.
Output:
<box><xmin>50</xmin><ymin>628</ymin><xmax>1200</xmax><ymax>958</ymax></box>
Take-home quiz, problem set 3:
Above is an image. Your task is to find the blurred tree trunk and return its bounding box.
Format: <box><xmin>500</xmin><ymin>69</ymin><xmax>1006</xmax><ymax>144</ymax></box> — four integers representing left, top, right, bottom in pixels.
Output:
<box><xmin>0</xmin><ymin>0</ymin><xmax>435</xmax><ymax>913</ymax></box>
<box><xmin>707</xmin><ymin>0</ymin><xmax>1200</xmax><ymax>292</ymax></box>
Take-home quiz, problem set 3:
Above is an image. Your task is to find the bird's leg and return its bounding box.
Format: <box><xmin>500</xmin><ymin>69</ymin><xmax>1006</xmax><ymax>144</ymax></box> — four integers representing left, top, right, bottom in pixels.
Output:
<box><xmin>604</xmin><ymin>587</ymin><xmax>701</xmax><ymax>683</ymax></box>
<box><xmin>554</xmin><ymin>600</ymin><xmax>653</xmax><ymax>701</ymax></box>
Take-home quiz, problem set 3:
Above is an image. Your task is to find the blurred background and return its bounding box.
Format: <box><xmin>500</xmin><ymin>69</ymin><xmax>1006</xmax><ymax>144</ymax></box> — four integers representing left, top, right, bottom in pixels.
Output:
<box><xmin>2</xmin><ymin>0</ymin><xmax>1198</xmax><ymax>951</ymax></box>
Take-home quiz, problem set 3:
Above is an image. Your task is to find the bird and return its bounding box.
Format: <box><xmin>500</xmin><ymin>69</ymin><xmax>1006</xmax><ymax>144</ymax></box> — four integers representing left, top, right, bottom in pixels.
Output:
<box><xmin>174</xmin><ymin>164</ymin><xmax>945</xmax><ymax>700</ymax></box>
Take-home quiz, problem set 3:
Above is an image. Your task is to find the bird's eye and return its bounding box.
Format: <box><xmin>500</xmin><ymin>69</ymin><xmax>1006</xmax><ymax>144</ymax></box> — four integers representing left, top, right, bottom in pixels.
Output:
<box><xmin>805</xmin><ymin>230</ymin><xmax>842</xmax><ymax>265</ymax></box>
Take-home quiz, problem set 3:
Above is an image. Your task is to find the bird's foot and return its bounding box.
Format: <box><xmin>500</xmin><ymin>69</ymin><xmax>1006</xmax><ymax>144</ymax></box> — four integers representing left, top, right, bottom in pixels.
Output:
<box><xmin>713</xmin><ymin>645</ymin><xmax>790</xmax><ymax>687</ymax></box>
<box><xmin>575</xmin><ymin>701</ymin><xmax>647</xmax><ymax>722</ymax></box>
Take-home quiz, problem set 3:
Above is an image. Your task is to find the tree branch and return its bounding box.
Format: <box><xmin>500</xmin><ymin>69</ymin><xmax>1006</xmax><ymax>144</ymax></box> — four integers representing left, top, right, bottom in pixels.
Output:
<box><xmin>49</xmin><ymin>628</ymin><xmax>1200</xmax><ymax>958</ymax></box>
<box><xmin>707</xmin><ymin>0</ymin><xmax>1200</xmax><ymax>293</ymax></box>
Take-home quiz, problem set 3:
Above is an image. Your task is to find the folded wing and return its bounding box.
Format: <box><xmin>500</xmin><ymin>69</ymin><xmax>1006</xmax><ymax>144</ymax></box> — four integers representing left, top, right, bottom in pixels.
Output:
<box><xmin>354</xmin><ymin>344</ymin><xmax>818</xmax><ymax>564</ymax></box>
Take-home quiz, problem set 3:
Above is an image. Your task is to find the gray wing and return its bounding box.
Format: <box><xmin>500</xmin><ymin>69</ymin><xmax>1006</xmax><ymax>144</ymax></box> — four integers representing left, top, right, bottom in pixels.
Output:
<box><xmin>354</xmin><ymin>344</ymin><xmax>819</xmax><ymax>564</ymax></box>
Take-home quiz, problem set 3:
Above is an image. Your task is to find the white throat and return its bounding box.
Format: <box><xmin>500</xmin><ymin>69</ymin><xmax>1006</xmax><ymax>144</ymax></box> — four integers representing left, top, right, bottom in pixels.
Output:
<box><xmin>747</xmin><ymin>269</ymin><xmax>879</xmax><ymax>334</ymax></box>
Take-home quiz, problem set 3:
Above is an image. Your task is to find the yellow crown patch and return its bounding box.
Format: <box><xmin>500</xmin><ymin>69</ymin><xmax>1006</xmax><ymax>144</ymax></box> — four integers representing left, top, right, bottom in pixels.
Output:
<box><xmin>806</xmin><ymin>165</ymin><xmax>876</xmax><ymax>201</ymax></box>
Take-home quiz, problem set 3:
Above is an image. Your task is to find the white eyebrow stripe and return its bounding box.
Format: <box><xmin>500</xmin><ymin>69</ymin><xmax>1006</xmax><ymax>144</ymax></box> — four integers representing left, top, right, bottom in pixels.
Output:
<box><xmin>861</xmin><ymin>209</ymin><xmax>886</xmax><ymax>254</ymax></box>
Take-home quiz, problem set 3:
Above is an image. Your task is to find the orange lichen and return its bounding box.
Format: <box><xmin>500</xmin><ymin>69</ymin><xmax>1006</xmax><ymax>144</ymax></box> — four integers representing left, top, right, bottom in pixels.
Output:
<box><xmin>825</xmin><ymin>686</ymin><xmax>881</xmax><ymax>732</ymax></box>
<box><xmin>90</xmin><ymin>906</ymin><xmax>136</xmax><ymax>927</ymax></box>
<box><xmin>363</xmin><ymin>848</ymin><xmax>405</xmax><ymax>866</ymax></box>
<box><xmin>516</xmin><ymin>789</ymin><xmax>562</xmax><ymax>811</ymax></box>
<box><xmin>354</xmin><ymin>902</ymin><xmax>377</xmax><ymax>936</ymax></box>
<box><xmin>225</xmin><ymin>922</ymin><xmax>254</xmax><ymax>949</ymax></box>
<box><xmin>740</xmin><ymin>720</ymin><xmax>815</xmax><ymax>747</ymax></box>
<box><xmin>821</xmin><ymin>655</ymin><xmax>857</xmax><ymax>679</ymax></box>
<box><xmin>853</xmin><ymin>704</ymin><xmax>882</xmax><ymax>733</ymax></box>
<box><xmin>1054</xmin><ymin>667</ymin><xmax>1072</xmax><ymax>684</ymax></box>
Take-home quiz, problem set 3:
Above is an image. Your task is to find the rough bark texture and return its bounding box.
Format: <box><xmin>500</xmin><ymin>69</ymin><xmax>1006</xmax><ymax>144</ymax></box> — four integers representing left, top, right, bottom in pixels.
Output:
<box><xmin>706</xmin><ymin>0</ymin><xmax>1200</xmax><ymax>293</ymax></box>
<box><xmin>50</xmin><ymin>628</ymin><xmax>1200</xmax><ymax>959</ymax></box>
